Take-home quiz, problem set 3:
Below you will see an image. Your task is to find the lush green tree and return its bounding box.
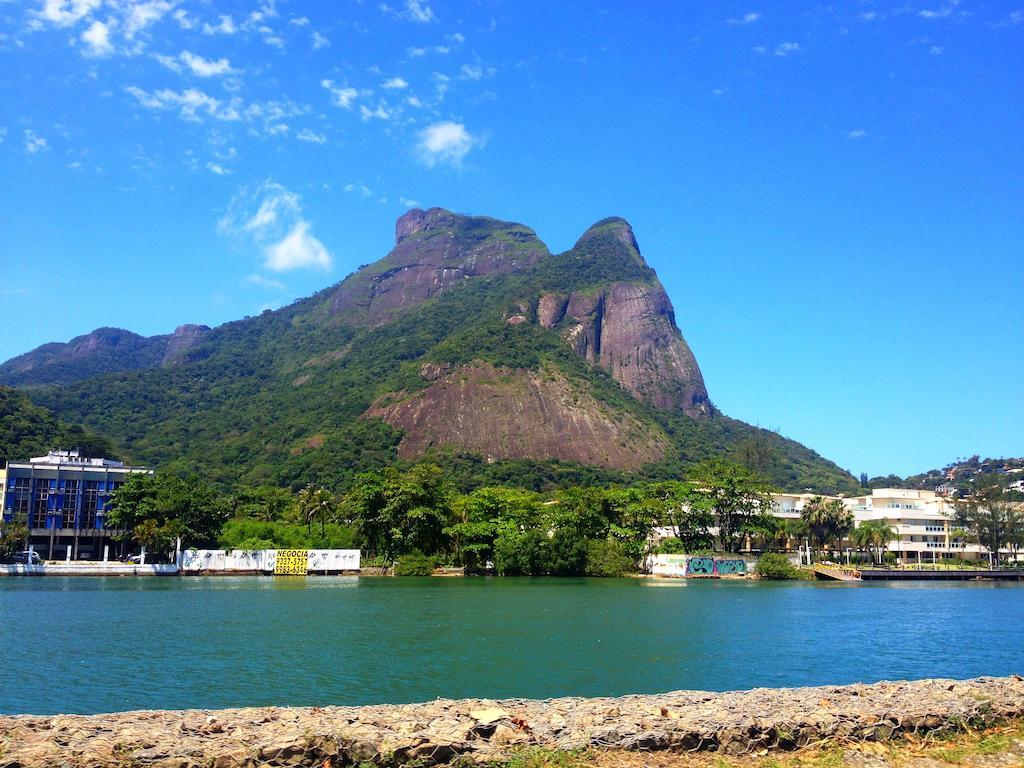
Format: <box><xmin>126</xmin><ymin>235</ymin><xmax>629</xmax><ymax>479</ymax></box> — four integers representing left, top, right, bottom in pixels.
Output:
<box><xmin>218</xmin><ymin>519</ymin><xmax>356</xmax><ymax>550</ymax></box>
<box><xmin>446</xmin><ymin>486</ymin><xmax>543</xmax><ymax>569</ymax></box>
<box><xmin>771</xmin><ymin>517</ymin><xmax>807</xmax><ymax>551</ymax></box>
<box><xmin>585</xmin><ymin>539</ymin><xmax>634</xmax><ymax>577</ymax></box>
<box><xmin>547</xmin><ymin>528</ymin><xmax>588</xmax><ymax>576</ymax></box>
<box><xmin>851</xmin><ymin>519</ymin><xmax>896</xmax><ymax>564</ymax></box>
<box><xmin>494</xmin><ymin>529</ymin><xmax>550</xmax><ymax>575</ymax></box>
<box><xmin>0</xmin><ymin>513</ymin><xmax>28</xmax><ymax>559</ymax></box>
<box><xmin>603</xmin><ymin>486</ymin><xmax>657</xmax><ymax>563</ymax></box>
<box><xmin>548</xmin><ymin>486</ymin><xmax>613</xmax><ymax>540</ymax></box>
<box><xmin>108</xmin><ymin>474</ymin><xmax>230</xmax><ymax>550</ymax></box>
<box><xmin>955</xmin><ymin>477</ymin><xmax>1023</xmax><ymax>566</ymax></box>
<box><xmin>297</xmin><ymin>485</ymin><xmax>337</xmax><ymax>535</ymax></box>
<box><xmin>232</xmin><ymin>486</ymin><xmax>293</xmax><ymax>522</ymax></box>
<box><xmin>686</xmin><ymin>459</ymin><xmax>774</xmax><ymax>552</ymax></box>
<box><xmin>645</xmin><ymin>481</ymin><xmax>715</xmax><ymax>552</ymax></box>
<box><xmin>344</xmin><ymin>464</ymin><xmax>453</xmax><ymax>561</ymax></box>
<box><xmin>800</xmin><ymin>496</ymin><xmax>854</xmax><ymax>552</ymax></box>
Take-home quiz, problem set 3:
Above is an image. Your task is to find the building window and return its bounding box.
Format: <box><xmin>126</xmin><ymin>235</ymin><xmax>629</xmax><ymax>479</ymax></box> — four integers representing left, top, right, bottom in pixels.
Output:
<box><xmin>82</xmin><ymin>482</ymin><xmax>101</xmax><ymax>529</ymax></box>
<box><xmin>32</xmin><ymin>481</ymin><xmax>50</xmax><ymax>528</ymax></box>
<box><xmin>10</xmin><ymin>478</ymin><xmax>31</xmax><ymax>518</ymax></box>
<box><xmin>60</xmin><ymin>479</ymin><xmax>80</xmax><ymax>528</ymax></box>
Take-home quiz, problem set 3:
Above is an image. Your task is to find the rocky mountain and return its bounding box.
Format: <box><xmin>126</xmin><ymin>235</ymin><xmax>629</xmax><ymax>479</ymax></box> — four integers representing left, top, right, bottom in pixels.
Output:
<box><xmin>0</xmin><ymin>324</ymin><xmax>210</xmax><ymax>387</ymax></box>
<box><xmin>3</xmin><ymin>208</ymin><xmax>858</xmax><ymax>494</ymax></box>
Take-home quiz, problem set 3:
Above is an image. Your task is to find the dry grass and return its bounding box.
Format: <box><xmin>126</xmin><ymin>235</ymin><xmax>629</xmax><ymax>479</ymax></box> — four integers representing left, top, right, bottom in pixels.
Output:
<box><xmin>488</xmin><ymin>718</ymin><xmax>1024</xmax><ymax>768</ymax></box>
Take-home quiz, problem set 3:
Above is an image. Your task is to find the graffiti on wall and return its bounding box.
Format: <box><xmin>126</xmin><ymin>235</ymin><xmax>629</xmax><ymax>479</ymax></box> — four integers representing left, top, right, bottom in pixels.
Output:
<box><xmin>684</xmin><ymin>557</ymin><xmax>747</xmax><ymax>576</ymax></box>
<box><xmin>714</xmin><ymin>559</ymin><xmax>746</xmax><ymax>575</ymax></box>
<box><xmin>685</xmin><ymin>556</ymin><xmax>715</xmax><ymax>575</ymax></box>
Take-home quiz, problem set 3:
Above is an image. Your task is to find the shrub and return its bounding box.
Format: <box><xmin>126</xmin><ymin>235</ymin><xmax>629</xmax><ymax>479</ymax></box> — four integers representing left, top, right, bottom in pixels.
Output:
<box><xmin>756</xmin><ymin>552</ymin><xmax>798</xmax><ymax>580</ymax></box>
<box><xmin>393</xmin><ymin>550</ymin><xmax>435</xmax><ymax>576</ymax></box>
<box><xmin>585</xmin><ymin>539</ymin><xmax>634</xmax><ymax>577</ymax></box>
<box><xmin>495</xmin><ymin>530</ymin><xmax>550</xmax><ymax>575</ymax></box>
<box><xmin>548</xmin><ymin>529</ymin><xmax>588</xmax><ymax>576</ymax></box>
<box><xmin>656</xmin><ymin>537</ymin><xmax>686</xmax><ymax>554</ymax></box>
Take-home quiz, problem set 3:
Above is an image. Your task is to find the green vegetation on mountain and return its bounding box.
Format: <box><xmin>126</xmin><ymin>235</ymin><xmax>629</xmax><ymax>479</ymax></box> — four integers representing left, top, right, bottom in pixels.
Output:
<box><xmin>11</xmin><ymin>209</ymin><xmax>858</xmax><ymax>495</ymax></box>
<box><xmin>0</xmin><ymin>385</ymin><xmax>116</xmax><ymax>462</ymax></box>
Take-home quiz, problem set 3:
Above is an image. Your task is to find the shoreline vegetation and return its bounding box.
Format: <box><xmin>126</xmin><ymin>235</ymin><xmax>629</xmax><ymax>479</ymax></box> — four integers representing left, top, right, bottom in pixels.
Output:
<box><xmin>4</xmin><ymin>458</ymin><xmax>1019</xmax><ymax>577</ymax></box>
<box><xmin>1</xmin><ymin>676</ymin><xmax>1021</xmax><ymax>767</ymax></box>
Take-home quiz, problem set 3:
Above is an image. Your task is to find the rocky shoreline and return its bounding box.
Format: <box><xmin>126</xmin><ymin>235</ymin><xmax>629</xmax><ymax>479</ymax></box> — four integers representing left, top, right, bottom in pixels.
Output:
<box><xmin>1</xmin><ymin>676</ymin><xmax>1022</xmax><ymax>767</ymax></box>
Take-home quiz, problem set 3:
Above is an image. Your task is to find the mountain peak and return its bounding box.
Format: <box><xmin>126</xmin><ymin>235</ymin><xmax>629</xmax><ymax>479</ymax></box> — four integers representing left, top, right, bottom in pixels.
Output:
<box><xmin>575</xmin><ymin>217</ymin><xmax>643</xmax><ymax>261</ymax></box>
<box><xmin>395</xmin><ymin>206</ymin><xmax>456</xmax><ymax>244</ymax></box>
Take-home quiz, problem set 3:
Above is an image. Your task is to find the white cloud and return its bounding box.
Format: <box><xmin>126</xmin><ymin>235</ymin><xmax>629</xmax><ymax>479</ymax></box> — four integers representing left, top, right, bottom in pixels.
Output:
<box><xmin>123</xmin><ymin>0</ymin><xmax>174</xmax><ymax>38</ymax></box>
<box><xmin>459</xmin><ymin>63</ymin><xmax>482</xmax><ymax>80</ymax></box>
<box><xmin>753</xmin><ymin>45</ymin><xmax>767</xmax><ymax>54</ymax></box>
<box><xmin>416</xmin><ymin>121</ymin><xmax>475</xmax><ymax>167</ymax></box>
<box><xmin>360</xmin><ymin>102</ymin><xmax>392</xmax><ymax>120</ymax></box>
<box><xmin>383</xmin><ymin>76</ymin><xmax>408</xmax><ymax>89</ymax></box>
<box><xmin>847</xmin><ymin>129</ymin><xmax>867</xmax><ymax>139</ymax></box>
<box><xmin>321</xmin><ymin>79</ymin><xmax>357</xmax><ymax>108</ymax></box>
<box><xmin>343</xmin><ymin>183</ymin><xmax>373</xmax><ymax>196</ymax></box>
<box><xmin>404</xmin><ymin>0</ymin><xmax>435</xmax><ymax>23</ymax></box>
<box><xmin>125</xmin><ymin>85</ymin><xmax>241</xmax><ymax>122</ymax></box>
<box><xmin>202</xmin><ymin>15</ymin><xmax>236</xmax><ymax>35</ymax></box>
<box><xmin>400</xmin><ymin>196</ymin><xmax>421</xmax><ymax>207</ymax></box>
<box><xmin>80</xmin><ymin>19</ymin><xmax>113</xmax><ymax>56</ymax></box>
<box><xmin>221</xmin><ymin>181</ymin><xmax>333</xmax><ymax>273</ymax></box>
<box><xmin>449</xmin><ymin>32</ymin><xmax>465</xmax><ymax>44</ymax></box>
<box><xmin>23</xmin><ymin>129</ymin><xmax>48</xmax><ymax>154</ymax></box>
<box><xmin>34</xmin><ymin>0</ymin><xmax>102</xmax><ymax>27</ymax></box>
<box><xmin>406</xmin><ymin>95</ymin><xmax>423</xmax><ymax>107</ymax></box>
<box><xmin>774</xmin><ymin>41</ymin><xmax>801</xmax><ymax>56</ymax></box>
<box><xmin>859</xmin><ymin>11</ymin><xmax>878</xmax><ymax>21</ymax></box>
<box><xmin>265</xmin><ymin>221</ymin><xmax>331</xmax><ymax>271</ymax></box>
<box><xmin>181</xmin><ymin>50</ymin><xmax>237</xmax><ymax>77</ymax></box>
<box><xmin>919</xmin><ymin>2</ymin><xmax>959</xmax><ymax>19</ymax></box>
<box><xmin>172</xmin><ymin>9</ymin><xmax>195</xmax><ymax>29</ymax></box>
<box><xmin>246</xmin><ymin>274</ymin><xmax>286</xmax><ymax>290</ymax></box>
<box><xmin>407</xmin><ymin>44</ymin><xmax>449</xmax><ymax>57</ymax></box>
<box><xmin>727</xmin><ymin>12</ymin><xmax>761</xmax><ymax>25</ymax></box>
<box><xmin>289</xmin><ymin>16</ymin><xmax>309</xmax><ymax>26</ymax></box>
<box><xmin>296</xmin><ymin>128</ymin><xmax>326</xmax><ymax>143</ymax></box>
<box><xmin>152</xmin><ymin>52</ymin><xmax>182</xmax><ymax>72</ymax></box>
<box><xmin>258</xmin><ymin>26</ymin><xmax>284</xmax><ymax>48</ymax></box>
<box><xmin>206</xmin><ymin>161</ymin><xmax>230</xmax><ymax>174</ymax></box>
<box><xmin>930</xmin><ymin>45</ymin><xmax>944</xmax><ymax>54</ymax></box>
<box><xmin>311</xmin><ymin>31</ymin><xmax>329</xmax><ymax>49</ymax></box>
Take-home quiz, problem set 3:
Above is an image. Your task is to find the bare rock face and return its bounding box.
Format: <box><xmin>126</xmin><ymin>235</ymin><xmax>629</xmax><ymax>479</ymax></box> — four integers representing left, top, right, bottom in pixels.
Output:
<box><xmin>365</xmin><ymin>362</ymin><xmax>670</xmax><ymax>469</ymax></box>
<box><xmin>329</xmin><ymin>208</ymin><xmax>547</xmax><ymax>325</ymax></box>
<box><xmin>538</xmin><ymin>219</ymin><xmax>710</xmax><ymax>416</ymax></box>
<box><xmin>160</xmin><ymin>324</ymin><xmax>211</xmax><ymax>366</ymax></box>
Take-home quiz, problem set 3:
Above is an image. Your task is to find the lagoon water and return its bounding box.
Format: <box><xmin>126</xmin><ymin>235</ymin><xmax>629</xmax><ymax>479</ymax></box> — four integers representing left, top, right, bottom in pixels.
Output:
<box><xmin>1</xmin><ymin>576</ymin><xmax>1022</xmax><ymax>715</ymax></box>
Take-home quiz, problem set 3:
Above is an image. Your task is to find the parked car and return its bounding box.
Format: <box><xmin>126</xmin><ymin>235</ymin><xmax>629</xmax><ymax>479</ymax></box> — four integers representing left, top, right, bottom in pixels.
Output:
<box><xmin>11</xmin><ymin>550</ymin><xmax>42</xmax><ymax>565</ymax></box>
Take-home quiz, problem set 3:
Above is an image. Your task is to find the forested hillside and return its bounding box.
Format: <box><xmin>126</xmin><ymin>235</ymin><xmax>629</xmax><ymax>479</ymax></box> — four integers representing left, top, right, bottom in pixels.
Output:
<box><xmin>10</xmin><ymin>209</ymin><xmax>859</xmax><ymax>495</ymax></box>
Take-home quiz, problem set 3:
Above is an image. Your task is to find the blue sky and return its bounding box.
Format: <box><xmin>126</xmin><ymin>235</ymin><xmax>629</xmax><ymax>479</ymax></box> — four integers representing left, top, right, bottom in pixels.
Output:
<box><xmin>1</xmin><ymin>0</ymin><xmax>1021</xmax><ymax>478</ymax></box>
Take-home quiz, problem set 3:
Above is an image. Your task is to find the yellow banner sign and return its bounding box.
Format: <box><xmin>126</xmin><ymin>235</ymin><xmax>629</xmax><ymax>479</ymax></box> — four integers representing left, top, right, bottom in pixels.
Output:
<box><xmin>274</xmin><ymin>549</ymin><xmax>309</xmax><ymax>575</ymax></box>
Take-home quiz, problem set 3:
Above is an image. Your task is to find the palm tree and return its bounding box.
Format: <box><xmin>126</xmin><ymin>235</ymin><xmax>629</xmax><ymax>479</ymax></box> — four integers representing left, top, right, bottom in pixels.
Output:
<box><xmin>853</xmin><ymin>519</ymin><xmax>897</xmax><ymax>565</ymax></box>
<box><xmin>297</xmin><ymin>486</ymin><xmax>337</xmax><ymax>536</ymax></box>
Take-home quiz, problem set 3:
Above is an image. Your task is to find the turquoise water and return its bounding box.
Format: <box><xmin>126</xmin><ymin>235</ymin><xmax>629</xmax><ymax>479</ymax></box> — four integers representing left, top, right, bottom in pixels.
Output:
<box><xmin>1</xmin><ymin>577</ymin><xmax>1022</xmax><ymax>715</ymax></box>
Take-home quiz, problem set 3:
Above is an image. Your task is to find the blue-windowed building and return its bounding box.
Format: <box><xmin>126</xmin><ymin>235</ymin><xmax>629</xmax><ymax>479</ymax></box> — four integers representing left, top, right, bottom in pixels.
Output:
<box><xmin>1</xmin><ymin>450</ymin><xmax>153</xmax><ymax>561</ymax></box>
